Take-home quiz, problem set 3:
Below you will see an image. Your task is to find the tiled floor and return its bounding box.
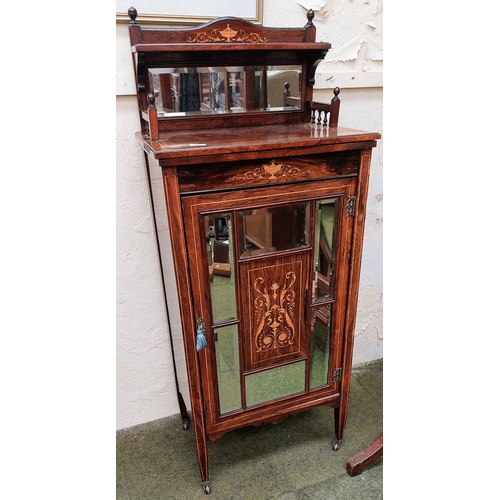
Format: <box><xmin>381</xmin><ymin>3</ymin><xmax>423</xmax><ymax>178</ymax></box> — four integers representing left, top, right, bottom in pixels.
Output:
<box><xmin>117</xmin><ymin>358</ymin><xmax>382</xmax><ymax>499</ymax></box>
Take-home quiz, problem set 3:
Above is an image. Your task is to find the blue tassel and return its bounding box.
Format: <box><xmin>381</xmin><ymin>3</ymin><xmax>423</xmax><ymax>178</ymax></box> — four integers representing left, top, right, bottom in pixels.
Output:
<box><xmin>196</xmin><ymin>330</ymin><xmax>207</xmax><ymax>351</ymax></box>
<box><xmin>196</xmin><ymin>319</ymin><xmax>207</xmax><ymax>351</ymax></box>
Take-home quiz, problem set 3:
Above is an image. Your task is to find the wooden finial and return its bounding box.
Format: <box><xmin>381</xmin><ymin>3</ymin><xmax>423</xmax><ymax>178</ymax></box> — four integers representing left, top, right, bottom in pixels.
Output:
<box><xmin>283</xmin><ymin>82</ymin><xmax>292</xmax><ymax>106</ymax></box>
<box><xmin>128</xmin><ymin>7</ymin><xmax>138</xmax><ymax>24</ymax></box>
<box><xmin>306</xmin><ymin>9</ymin><xmax>315</xmax><ymax>26</ymax></box>
<box><xmin>146</xmin><ymin>93</ymin><xmax>159</xmax><ymax>139</ymax></box>
<box><xmin>330</xmin><ymin>87</ymin><xmax>341</xmax><ymax>128</ymax></box>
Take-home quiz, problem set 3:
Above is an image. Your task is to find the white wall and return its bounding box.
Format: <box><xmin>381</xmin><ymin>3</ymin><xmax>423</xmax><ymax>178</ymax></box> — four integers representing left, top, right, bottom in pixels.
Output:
<box><xmin>116</xmin><ymin>0</ymin><xmax>383</xmax><ymax>430</ymax></box>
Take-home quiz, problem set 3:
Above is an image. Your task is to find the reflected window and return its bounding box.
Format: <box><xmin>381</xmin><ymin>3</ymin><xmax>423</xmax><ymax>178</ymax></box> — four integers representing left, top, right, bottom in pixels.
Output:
<box><xmin>310</xmin><ymin>304</ymin><xmax>332</xmax><ymax>389</ymax></box>
<box><xmin>238</xmin><ymin>203</ymin><xmax>310</xmax><ymax>258</ymax></box>
<box><xmin>215</xmin><ymin>324</ymin><xmax>242</xmax><ymax>414</ymax></box>
<box><xmin>148</xmin><ymin>65</ymin><xmax>302</xmax><ymax>116</ymax></box>
<box><xmin>204</xmin><ymin>213</ymin><xmax>237</xmax><ymax>323</ymax></box>
<box><xmin>313</xmin><ymin>199</ymin><xmax>338</xmax><ymax>302</ymax></box>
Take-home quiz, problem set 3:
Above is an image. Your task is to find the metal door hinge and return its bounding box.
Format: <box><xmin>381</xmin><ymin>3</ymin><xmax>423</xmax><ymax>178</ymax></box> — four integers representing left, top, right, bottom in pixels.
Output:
<box><xmin>345</xmin><ymin>196</ymin><xmax>356</xmax><ymax>217</ymax></box>
<box><xmin>333</xmin><ymin>368</ymin><xmax>342</xmax><ymax>383</ymax></box>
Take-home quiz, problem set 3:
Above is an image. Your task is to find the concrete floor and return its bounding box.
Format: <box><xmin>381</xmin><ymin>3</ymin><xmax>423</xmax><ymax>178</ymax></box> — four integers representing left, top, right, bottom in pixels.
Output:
<box><xmin>116</xmin><ymin>358</ymin><xmax>382</xmax><ymax>499</ymax></box>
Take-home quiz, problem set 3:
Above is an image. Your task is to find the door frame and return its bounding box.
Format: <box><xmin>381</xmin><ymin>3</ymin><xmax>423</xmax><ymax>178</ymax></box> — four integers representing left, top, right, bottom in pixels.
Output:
<box><xmin>181</xmin><ymin>177</ymin><xmax>357</xmax><ymax>439</ymax></box>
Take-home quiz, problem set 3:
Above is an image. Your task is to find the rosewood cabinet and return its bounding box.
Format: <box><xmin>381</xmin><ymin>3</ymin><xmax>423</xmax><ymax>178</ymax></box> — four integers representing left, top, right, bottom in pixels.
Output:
<box><xmin>127</xmin><ymin>8</ymin><xmax>380</xmax><ymax>494</ymax></box>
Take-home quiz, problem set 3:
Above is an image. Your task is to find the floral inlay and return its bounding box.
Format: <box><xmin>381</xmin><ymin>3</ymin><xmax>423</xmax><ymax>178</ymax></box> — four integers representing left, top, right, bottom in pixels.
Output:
<box><xmin>187</xmin><ymin>25</ymin><xmax>268</xmax><ymax>43</ymax></box>
<box><xmin>253</xmin><ymin>272</ymin><xmax>296</xmax><ymax>352</ymax></box>
<box><xmin>229</xmin><ymin>161</ymin><xmax>310</xmax><ymax>181</ymax></box>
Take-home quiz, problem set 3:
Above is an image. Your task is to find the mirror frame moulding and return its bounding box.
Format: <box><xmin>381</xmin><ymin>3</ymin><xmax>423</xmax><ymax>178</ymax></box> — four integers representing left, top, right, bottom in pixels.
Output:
<box><xmin>116</xmin><ymin>0</ymin><xmax>264</xmax><ymax>25</ymax></box>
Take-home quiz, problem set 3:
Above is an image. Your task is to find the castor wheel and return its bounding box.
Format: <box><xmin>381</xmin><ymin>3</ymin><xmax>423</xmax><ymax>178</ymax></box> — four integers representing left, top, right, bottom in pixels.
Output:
<box><xmin>182</xmin><ymin>419</ymin><xmax>189</xmax><ymax>430</ymax></box>
<box><xmin>332</xmin><ymin>439</ymin><xmax>342</xmax><ymax>451</ymax></box>
<box><xmin>202</xmin><ymin>481</ymin><xmax>211</xmax><ymax>494</ymax></box>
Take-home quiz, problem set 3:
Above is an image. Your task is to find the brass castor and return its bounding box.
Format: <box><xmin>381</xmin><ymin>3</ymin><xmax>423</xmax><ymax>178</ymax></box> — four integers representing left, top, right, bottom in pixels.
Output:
<box><xmin>202</xmin><ymin>481</ymin><xmax>211</xmax><ymax>494</ymax></box>
<box><xmin>332</xmin><ymin>438</ymin><xmax>342</xmax><ymax>451</ymax></box>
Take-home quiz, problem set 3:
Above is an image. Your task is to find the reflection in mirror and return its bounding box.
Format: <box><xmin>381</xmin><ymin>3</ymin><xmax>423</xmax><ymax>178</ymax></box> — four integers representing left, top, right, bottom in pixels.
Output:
<box><xmin>215</xmin><ymin>323</ymin><xmax>242</xmax><ymax>415</ymax></box>
<box><xmin>313</xmin><ymin>199</ymin><xmax>338</xmax><ymax>302</ymax></box>
<box><xmin>238</xmin><ymin>203</ymin><xmax>310</xmax><ymax>258</ymax></box>
<box><xmin>245</xmin><ymin>361</ymin><xmax>305</xmax><ymax>407</ymax></box>
<box><xmin>310</xmin><ymin>304</ymin><xmax>332</xmax><ymax>389</ymax></box>
<box><xmin>205</xmin><ymin>213</ymin><xmax>237</xmax><ymax>323</ymax></box>
<box><xmin>148</xmin><ymin>65</ymin><xmax>302</xmax><ymax>116</ymax></box>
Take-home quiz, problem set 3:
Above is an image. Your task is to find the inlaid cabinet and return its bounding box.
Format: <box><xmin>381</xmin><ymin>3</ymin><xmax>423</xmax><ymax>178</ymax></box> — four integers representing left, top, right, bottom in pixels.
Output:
<box><xmin>127</xmin><ymin>8</ymin><xmax>380</xmax><ymax>494</ymax></box>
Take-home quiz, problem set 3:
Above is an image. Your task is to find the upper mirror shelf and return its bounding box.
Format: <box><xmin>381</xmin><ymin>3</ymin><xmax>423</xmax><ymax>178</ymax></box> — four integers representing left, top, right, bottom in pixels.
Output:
<box><xmin>128</xmin><ymin>7</ymin><xmax>332</xmax><ymax>133</ymax></box>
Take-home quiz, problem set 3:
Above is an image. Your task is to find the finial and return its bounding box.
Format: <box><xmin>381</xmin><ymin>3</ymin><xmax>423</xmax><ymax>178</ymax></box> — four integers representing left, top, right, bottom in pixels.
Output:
<box><xmin>306</xmin><ymin>9</ymin><xmax>315</xmax><ymax>26</ymax></box>
<box><xmin>284</xmin><ymin>82</ymin><xmax>290</xmax><ymax>92</ymax></box>
<box><xmin>333</xmin><ymin>87</ymin><xmax>340</xmax><ymax>100</ymax></box>
<box><xmin>128</xmin><ymin>7</ymin><xmax>138</xmax><ymax>24</ymax></box>
<box><xmin>147</xmin><ymin>93</ymin><xmax>156</xmax><ymax>108</ymax></box>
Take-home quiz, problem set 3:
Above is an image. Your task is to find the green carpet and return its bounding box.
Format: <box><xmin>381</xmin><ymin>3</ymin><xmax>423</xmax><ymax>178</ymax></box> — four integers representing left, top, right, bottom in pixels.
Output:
<box><xmin>116</xmin><ymin>359</ymin><xmax>383</xmax><ymax>499</ymax></box>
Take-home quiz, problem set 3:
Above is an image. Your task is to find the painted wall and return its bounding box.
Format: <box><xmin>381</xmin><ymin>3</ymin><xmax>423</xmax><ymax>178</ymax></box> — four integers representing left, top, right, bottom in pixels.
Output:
<box><xmin>116</xmin><ymin>0</ymin><xmax>383</xmax><ymax>430</ymax></box>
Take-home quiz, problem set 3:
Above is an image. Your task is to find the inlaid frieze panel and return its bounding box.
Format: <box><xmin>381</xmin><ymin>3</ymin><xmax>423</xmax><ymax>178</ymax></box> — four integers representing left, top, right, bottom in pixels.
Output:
<box><xmin>177</xmin><ymin>151</ymin><xmax>360</xmax><ymax>193</ymax></box>
<box><xmin>229</xmin><ymin>160</ymin><xmax>310</xmax><ymax>181</ymax></box>
<box><xmin>188</xmin><ymin>25</ymin><xmax>268</xmax><ymax>43</ymax></box>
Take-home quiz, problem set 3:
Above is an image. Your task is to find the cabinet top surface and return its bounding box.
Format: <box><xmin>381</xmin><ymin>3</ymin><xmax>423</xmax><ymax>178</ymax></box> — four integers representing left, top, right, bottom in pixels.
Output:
<box><xmin>138</xmin><ymin>123</ymin><xmax>381</xmax><ymax>160</ymax></box>
<box><xmin>132</xmin><ymin>42</ymin><xmax>331</xmax><ymax>52</ymax></box>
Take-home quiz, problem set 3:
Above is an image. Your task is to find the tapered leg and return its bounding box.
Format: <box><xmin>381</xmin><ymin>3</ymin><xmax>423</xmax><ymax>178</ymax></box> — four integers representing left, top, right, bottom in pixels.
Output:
<box><xmin>191</xmin><ymin>405</ymin><xmax>210</xmax><ymax>493</ymax></box>
<box><xmin>196</xmin><ymin>437</ymin><xmax>210</xmax><ymax>494</ymax></box>
<box><xmin>177</xmin><ymin>391</ymin><xmax>190</xmax><ymax>430</ymax></box>
<box><xmin>333</xmin><ymin>405</ymin><xmax>347</xmax><ymax>451</ymax></box>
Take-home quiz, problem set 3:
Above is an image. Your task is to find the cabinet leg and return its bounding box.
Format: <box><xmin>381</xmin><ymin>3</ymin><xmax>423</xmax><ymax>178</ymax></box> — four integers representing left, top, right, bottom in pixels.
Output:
<box><xmin>332</xmin><ymin>406</ymin><xmax>345</xmax><ymax>451</ymax></box>
<box><xmin>192</xmin><ymin>410</ymin><xmax>210</xmax><ymax>493</ymax></box>
<box><xmin>177</xmin><ymin>391</ymin><xmax>190</xmax><ymax>430</ymax></box>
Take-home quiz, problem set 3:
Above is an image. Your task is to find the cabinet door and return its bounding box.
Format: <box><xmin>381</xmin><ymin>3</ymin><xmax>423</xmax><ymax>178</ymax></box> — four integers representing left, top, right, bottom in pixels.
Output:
<box><xmin>182</xmin><ymin>178</ymin><xmax>355</xmax><ymax>432</ymax></box>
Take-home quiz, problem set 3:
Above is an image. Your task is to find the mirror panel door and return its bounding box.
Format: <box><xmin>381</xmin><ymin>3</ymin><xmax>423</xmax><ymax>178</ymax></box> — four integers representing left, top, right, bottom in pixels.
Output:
<box><xmin>182</xmin><ymin>179</ymin><xmax>354</xmax><ymax>426</ymax></box>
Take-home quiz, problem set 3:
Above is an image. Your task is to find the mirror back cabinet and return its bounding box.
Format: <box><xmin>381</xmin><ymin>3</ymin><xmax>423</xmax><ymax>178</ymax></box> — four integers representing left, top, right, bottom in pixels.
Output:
<box><xmin>127</xmin><ymin>8</ymin><xmax>380</xmax><ymax>494</ymax></box>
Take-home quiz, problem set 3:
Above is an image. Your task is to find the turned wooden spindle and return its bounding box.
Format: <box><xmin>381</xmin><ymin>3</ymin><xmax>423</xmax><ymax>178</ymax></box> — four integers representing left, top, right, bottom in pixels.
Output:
<box><xmin>310</xmin><ymin>87</ymin><xmax>341</xmax><ymax>128</ymax></box>
<box><xmin>147</xmin><ymin>93</ymin><xmax>156</xmax><ymax>108</ymax></box>
<box><xmin>330</xmin><ymin>87</ymin><xmax>340</xmax><ymax>128</ymax></box>
<box><xmin>283</xmin><ymin>82</ymin><xmax>291</xmax><ymax>106</ymax></box>
<box><xmin>146</xmin><ymin>93</ymin><xmax>159</xmax><ymax>140</ymax></box>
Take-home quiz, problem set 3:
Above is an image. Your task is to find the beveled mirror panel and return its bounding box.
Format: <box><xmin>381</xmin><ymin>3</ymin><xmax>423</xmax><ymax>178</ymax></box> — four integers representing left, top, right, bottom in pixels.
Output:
<box><xmin>149</xmin><ymin>65</ymin><xmax>302</xmax><ymax>116</ymax></box>
<box><xmin>237</xmin><ymin>202</ymin><xmax>310</xmax><ymax>258</ymax></box>
<box><xmin>245</xmin><ymin>361</ymin><xmax>306</xmax><ymax>407</ymax></box>
<box><xmin>313</xmin><ymin>199</ymin><xmax>338</xmax><ymax>302</ymax></box>
<box><xmin>215</xmin><ymin>323</ymin><xmax>242</xmax><ymax>415</ymax></box>
<box><xmin>310</xmin><ymin>304</ymin><xmax>332</xmax><ymax>389</ymax></box>
<box><xmin>204</xmin><ymin>213</ymin><xmax>237</xmax><ymax>323</ymax></box>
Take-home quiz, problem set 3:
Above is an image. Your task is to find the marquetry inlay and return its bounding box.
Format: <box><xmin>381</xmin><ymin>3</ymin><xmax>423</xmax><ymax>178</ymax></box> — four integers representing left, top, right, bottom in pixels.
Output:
<box><xmin>188</xmin><ymin>25</ymin><xmax>268</xmax><ymax>43</ymax></box>
<box><xmin>229</xmin><ymin>160</ymin><xmax>310</xmax><ymax>181</ymax></box>
<box><xmin>253</xmin><ymin>271</ymin><xmax>296</xmax><ymax>352</ymax></box>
